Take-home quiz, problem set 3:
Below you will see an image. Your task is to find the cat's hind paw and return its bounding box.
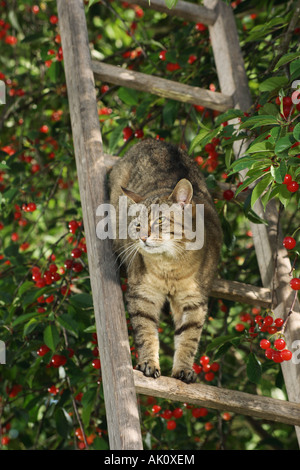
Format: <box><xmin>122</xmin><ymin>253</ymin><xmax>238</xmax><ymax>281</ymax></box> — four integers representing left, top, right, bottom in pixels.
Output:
<box><xmin>136</xmin><ymin>361</ymin><xmax>161</xmax><ymax>379</ymax></box>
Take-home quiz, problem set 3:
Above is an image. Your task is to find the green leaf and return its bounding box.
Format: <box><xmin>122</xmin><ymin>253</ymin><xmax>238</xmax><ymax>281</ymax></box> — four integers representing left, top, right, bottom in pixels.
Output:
<box><xmin>293</xmin><ymin>122</ymin><xmax>300</xmax><ymax>142</ymax></box>
<box><xmin>47</xmin><ymin>61</ymin><xmax>61</xmax><ymax>84</ymax></box>
<box><xmin>274</xmin><ymin>51</ymin><xmax>300</xmax><ymax>70</ymax></box>
<box><xmin>228</xmin><ymin>155</ymin><xmax>259</xmax><ymax>174</ymax></box>
<box><xmin>164</xmin><ymin>0</ymin><xmax>179</xmax><ymax>9</ymax></box>
<box><xmin>43</xmin><ymin>324</ymin><xmax>60</xmax><ymax>352</ymax></box>
<box><xmin>189</xmin><ymin>128</ymin><xmax>211</xmax><ymax>154</ymax></box>
<box><xmin>246</xmin><ymin>140</ymin><xmax>274</xmax><ymax>154</ymax></box>
<box><xmin>69</xmin><ymin>293</ymin><xmax>94</xmax><ymax>309</ymax></box>
<box><xmin>251</xmin><ymin>173</ymin><xmax>273</xmax><ymax>208</ymax></box>
<box><xmin>270</xmin><ymin>161</ymin><xmax>287</xmax><ymax>184</ymax></box>
<box><xmin>118</xmin><ymin>87</ymin><xmax>139</xmax><ymax>106</ymax></box>
<box><xmin>55</xmin><ymin>408</ymin><xmax>72</xmax><ymax>438</ymax></box>
<box><xmin>259</xmin><ymin>76</ymin><xmax>288</xmax><ymax>92</ymax></box>
<box><xmin>206</xmin><ymin>333</ymin><xmax>240</xmax><ymax>353</ymax></box>
<box><xmin>162</xmin><ymin>100</ymin><xmax>180</xmax><ymax>126</ymax></box>
<box><xmin>239</xmin><ymin>115</ymin><xmax>279</xmax><ymax>130</ymax></box>
<box><xmin>247</xmin><ymin>353</ymin><xmax>262</xmax><ymax>384</ymax></box>
<box><xmin>56</xmin><ymin>314</ymin><xmax>79</xmax><ymax>336</ymax></box>
<box><xmin>214</xmin><ymin>109</ymin><xmax>244</xmax><ymax>126</ymax></box>
<box><xmin>108</xmin><ymin>119</ymin><xmax>128</xmax><ymax>153</ymax></box>
<box><xmin>275</xmin><ymin>135</ymin><xmax>293</xmax><ymax>154</ymax></box>
<box><xmin>82</xmin><ymin>388</ymin><xmax>97</xmax><ymax>427</ymax></box>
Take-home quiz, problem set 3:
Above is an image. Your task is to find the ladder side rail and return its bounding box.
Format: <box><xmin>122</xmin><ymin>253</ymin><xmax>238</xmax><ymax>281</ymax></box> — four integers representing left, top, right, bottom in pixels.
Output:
<box><xmin>205</xmin><ymin>0</ymin><xmax>300</xmax><ymax>445</ymax></box>
<box><xmin>56</xmin><ymin>0</ymin><xmax>143</xmax><ymax>450</ymax></box>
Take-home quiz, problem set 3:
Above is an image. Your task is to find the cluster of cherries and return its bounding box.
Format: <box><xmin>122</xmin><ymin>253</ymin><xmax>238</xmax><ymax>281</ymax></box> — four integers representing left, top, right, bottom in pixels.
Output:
<box><xmin>192</xmin><ymin>355</ymin><xmax>220</xmax><ymax>382</ymax></box>
<box><xmin>254</xmin><ymin>314</ymin><xmax>293</xmax><ymax>363</ymax></box>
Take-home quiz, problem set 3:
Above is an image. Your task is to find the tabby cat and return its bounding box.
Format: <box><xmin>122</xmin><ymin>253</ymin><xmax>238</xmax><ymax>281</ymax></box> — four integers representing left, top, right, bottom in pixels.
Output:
<box><xmin>109</xmin><ymin>139</ymin><xmax>222</xmax><ymax>383</ymax></box>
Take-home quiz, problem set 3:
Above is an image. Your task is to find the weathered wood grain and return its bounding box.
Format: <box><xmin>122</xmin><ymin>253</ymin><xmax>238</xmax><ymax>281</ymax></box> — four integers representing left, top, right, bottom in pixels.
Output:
<box><xmin>56</xmin><ymin>0</ymin><xmax>143</xmax><ymax>450</ymax></box>
<box><xmin>125</xmin><ymin>0</ymin><xmax>217</xmax><ymax>25</ymax></box>
<box><xmin>92</xmin><ymin>61</ymin><xmax>233</xmax><ymax>112</ymax></box>
<box><xmin>134</xmin><ymin>370</ymin><xmax>300</xmax><ymax>427</ymax></box>
<box><xmin>210</xmin><ymin>279</ymin><xmax>271</xmax><ymax>308</ymax></box>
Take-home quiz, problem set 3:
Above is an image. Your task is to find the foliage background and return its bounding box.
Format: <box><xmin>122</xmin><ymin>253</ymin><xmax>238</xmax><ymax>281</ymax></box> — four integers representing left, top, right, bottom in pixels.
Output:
<box><xmin>0</xmin><ymin>0</ymin><xmax>299</xmax><ymax>450</ymax></box>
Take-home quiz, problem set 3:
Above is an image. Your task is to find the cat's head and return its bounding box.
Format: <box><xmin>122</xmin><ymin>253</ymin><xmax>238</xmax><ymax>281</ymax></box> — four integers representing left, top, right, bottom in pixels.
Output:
<box><xmin>121</xmin><ymin>179</ymin><xmax>199</xmax><ymax>256</ymax></box>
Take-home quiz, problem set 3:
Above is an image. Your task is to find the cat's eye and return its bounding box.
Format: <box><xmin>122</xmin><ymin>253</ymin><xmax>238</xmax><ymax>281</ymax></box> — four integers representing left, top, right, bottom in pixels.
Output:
<box><xmin>134</xmin><ymin>221</ymin><xmax>141</xmax><ymax>230</ymax></box>
<box><xmin>156</xmin><ymin>216</ymin><xmax>166</xmax><ymax>225</ymax></box>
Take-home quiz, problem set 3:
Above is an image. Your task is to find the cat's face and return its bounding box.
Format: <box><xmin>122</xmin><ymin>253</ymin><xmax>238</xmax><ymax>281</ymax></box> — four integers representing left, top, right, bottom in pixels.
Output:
<box><xmin>123</xmin><ymin>179</ymin><xmax>197</xmax><ymax>258</ymax></box>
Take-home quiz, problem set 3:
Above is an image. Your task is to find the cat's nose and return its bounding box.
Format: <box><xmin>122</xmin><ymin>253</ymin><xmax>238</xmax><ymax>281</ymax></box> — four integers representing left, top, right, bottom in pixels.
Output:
<box><xmin>140</xmin><ymin>235</ymin><xmax>147</xmax><ymax>243</ymax></box>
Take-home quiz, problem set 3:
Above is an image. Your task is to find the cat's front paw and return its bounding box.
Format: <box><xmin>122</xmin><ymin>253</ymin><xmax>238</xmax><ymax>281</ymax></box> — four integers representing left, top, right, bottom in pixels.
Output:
<box><xmin>136</xmin><ymin>360</ymin><xmax>161</xmax><ymax>379</ymax></box>
<box><xmin>172</xmin><ymin>368</ymin><xmax>197</xmax><ymax>384</ymax></box>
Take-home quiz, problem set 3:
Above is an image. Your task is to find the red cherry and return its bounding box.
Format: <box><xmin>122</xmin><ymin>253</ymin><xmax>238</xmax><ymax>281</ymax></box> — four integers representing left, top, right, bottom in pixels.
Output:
<box><xmin>166</xmin><ymin>62</ymin><xmax>181</xmax><ymax>71</ymax></box>
<box><xmin>159</xmin><ymin>50</ymin><xmax>167</xmax><ymax>61</ymax></box>
<box><xmin>260</xmin><ymin>339</ymin><xmax>271</xmax><ymax>350</ymax></box>
<box><xmin>195</xmin><ymin>23</ymin><xmax>207</xmax><ymax>32</ymax></box>
<box><xmin>210</xmin><ymin>362</ymin><xmax>220</xmax><ymax>372</ymax></box>
<box><xmin>134</xmin><ymin>129</ymin><xmax>144</xmax><ymax>139</ymax></box>
<box><xmin>205</xmin><ymin>422</ymin><xmax>213</xmax><ymax>431</ymax></box>
<box><xmin>161</xmin><ymin>409</ymin><xmax>173</xmax><ymax>420</ymax></box>
<box><xmin>68</xmin><ymin>220</ymin><xmax>79</xmax><ymax>233</ymax></box>
<box><xmin>281</xmin><ymin>349</ymin><xmax>292</xmax><ymax>361</ymax></box>
<box><xmin>40</xmin><ymin>125</ymin><xmax>49</xmax><ymax>133</ymax></box>
<box><xmin>265</xmin><ymin>348</ymin><xmax>274</xmax><ymax>360</ymax></box>
<box><xmin>152</xmin><ymin>405</ymin><xmax>161</xmax><ymax>414</ymax></box>
<box><xmin>283</xmin><ymin>236</ymin><xmax>296</xmax><ymax>249</ymax></box>
<box><xmin>166</xmin><ymin>420</ymin><xmax>176</xmax><ymax>430</ymax></box>
<box><xmin>274</xmin><ymin>338</ymin><xmax>286</xmax><ymax>350</ymax></box>
<box><xmin>199</xmin><ymin>355</ymin><xmax>210</xmax><ymax>365</ymax></box>
<box><xmin>92</xmin><ymin>358</ymin><xmax>101</xmax><ymax>369</ymax></box>
<box><xmin>50</xmin><ymin>15</ymin><xmax>58</xmax><ymax>24</ymax></box>
<box><xmin>123</xmin><ymin>126</ymin><xmax>133</xmax><ymax>141</ymax></box>
<box><xmin>37</xmin><ymin>344</ymin><xmax>50</xmax><ymax>356</ymax></box>
<box><xmin>32</xmin><ymin>5</ymin><xmax>39</xmax><ymax>14</ymax></box>
<box><xmin>27</xmin><ymin>202</ymin><xmax>37</xmax><ymax>212</ymax></box>
<box><xmin>172</xmin><ymin>407</ymin><xmax>183</xmax><ymax>419</ymax></box>
<box><xmin>223</xmin><ymin>189</ymin><xmax>234</xmax><ymax>200</ymax></box>
<box><xmin>1</xmin><ymin>436</ymin><xmax>10</xmax><ymax>445</ymax></box>
<box><xmin>188</xmin><ymin>54</ymin><xmax>197</xmax><ymax>64</ymax></box>
<box><xmin>272</xmin><ymin>350</ymin><xmax>284</xmax><ymax>363</ymax></box>
<box><xmin>283</xmin><ymin>174</ymin><xmax>292</xmax><ymax>184</ymax></box>
<box><xmin>204</xmin><ymin>371</ymin><xmax>215</xmax><ymax>381</ymax></box>
<box><xmin>290</xmin><ymin>278</ymin><xmax>300</xmax><ymax>290</ymax></box>
<box><xmin>51</xmin><ymin>354</ymin><xmax>67</xmax><ymax>367</ymax></box>
<box><xmin>235</xmin><ymin>323</ymin><xmax>245</xmax><ymax>332</ymax></box>
<box><xmin>286</xmin><ymin>181</ymin><xmax>299</xmax><ymax>193</ymax></box>
<box><xmin>48</xmin><ymin>385</ymin><xmax>59</xmax><ymax>395</ymax></box>
<box><xmin>72</xmin><ymin>262</ymin><xmax>83</xmax><ymax>273</ymax></box>
<box><xmin>71</xmin><ymin>248</ymin><xmax>82</xmax><ymax>258</ymax></box>
<box><xmin>263</xmin><ymin>315</ymin><xmax>273</xmax><ymax>326</ymax></box>
<box><xmin>274</xmin><ymin>318</ymin><xmax>284</xmax><ymax>328</ymax></box>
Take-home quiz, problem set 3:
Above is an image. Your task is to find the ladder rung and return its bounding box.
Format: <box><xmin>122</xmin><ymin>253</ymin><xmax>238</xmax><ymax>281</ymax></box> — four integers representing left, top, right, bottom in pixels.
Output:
<box><xmin>92</xmin><ymin>61</ymin><xmax>233</xmax><ymax>112</ymax></box>
<box><xmin>126</xmin><ymin>0</ymin><xmax>218</xmax><ymax>25</ymax></box>
<box><xmin>133</xmin><ymin>370</ymin><xmax>300</xmax><ymax>427</ymax></box>
<box><xmin>210</xmin><ymin>279</ymin><xmax>271</xmax><ymax>308</ymax></box>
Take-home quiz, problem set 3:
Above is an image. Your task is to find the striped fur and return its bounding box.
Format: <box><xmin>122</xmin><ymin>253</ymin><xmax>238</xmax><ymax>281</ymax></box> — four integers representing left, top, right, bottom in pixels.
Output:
<box><xmin>109</xmin><ymin>139</ymin><xmax>222</xmax><ymax>383</ymax></box>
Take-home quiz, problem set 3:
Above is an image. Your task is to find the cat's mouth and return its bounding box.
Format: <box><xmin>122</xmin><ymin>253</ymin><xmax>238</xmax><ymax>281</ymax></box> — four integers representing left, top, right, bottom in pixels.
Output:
<box><xmin>139</xmin><ymin>238</ymin><xmax>166</xmax><ymax>254</ymax></box>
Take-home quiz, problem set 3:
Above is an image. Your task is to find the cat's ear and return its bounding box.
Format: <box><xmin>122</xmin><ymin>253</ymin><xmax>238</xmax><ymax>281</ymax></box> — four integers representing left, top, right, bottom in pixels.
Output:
<box><xmin>169</xmin><ymin>179</ymin><xmax>193</xmax><ymax>206</ymax></box>
<box><xmin>121</xmin><ymin>186</ymin><xmax>144</xmax><ymax>203</ymax></box>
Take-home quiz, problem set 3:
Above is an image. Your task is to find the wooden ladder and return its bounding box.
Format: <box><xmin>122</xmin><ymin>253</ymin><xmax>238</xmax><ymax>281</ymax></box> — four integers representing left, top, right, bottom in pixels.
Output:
<box><xmin>56</xmin><ymin>0</ymin><xmax>300</xmax><ymax>450</ymax></box>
